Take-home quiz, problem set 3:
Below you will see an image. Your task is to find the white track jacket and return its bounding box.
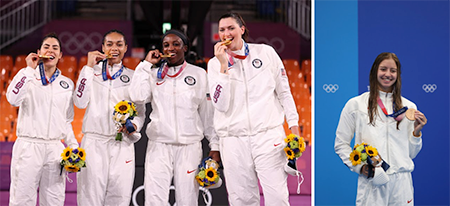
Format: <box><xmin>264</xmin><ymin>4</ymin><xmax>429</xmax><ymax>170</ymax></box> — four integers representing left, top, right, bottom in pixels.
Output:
<box><xmin>128</xmin><ymin>60</ymin><xmax>218</xmax><ymax>150</ymax></box>
<box><xmin>335</xmin><ymin>91</ymin><xmax>422</xmax><ymax>175</ymax></box>
<box><xmin>73</xmin><ymin>61</ymin><xmax>145</xmax><ymax>143</ymax></box>
<box><xmin>207</xmin><ymin>43</ymin><xmax>299</xmax><ymax>137</ymax></box>
<box><xmin>6</xmin><ymin>66</ymin><xmax>78</xmax><ymax>148</ymax></box>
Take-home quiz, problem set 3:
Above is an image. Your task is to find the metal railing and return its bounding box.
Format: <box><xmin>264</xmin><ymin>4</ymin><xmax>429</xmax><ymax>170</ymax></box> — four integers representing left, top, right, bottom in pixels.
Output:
<box><xmin>208</xmin><ymin>0</ymin><xmax>310</xmax><ymax>39</ymax></box>
<box><xmin>287</xmin><ymin>0</ymin><xmax>310</xmax><ymax>39</ymax></box>
<box><xmin>0</xmin><ymin>0</ymin><xmax>53</xmax><ymax>51</ymax></box>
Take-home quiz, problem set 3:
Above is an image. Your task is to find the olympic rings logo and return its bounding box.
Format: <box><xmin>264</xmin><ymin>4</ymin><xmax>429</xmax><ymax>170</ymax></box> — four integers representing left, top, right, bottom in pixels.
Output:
<box><xmin>59</xmin><ymin>31</ymin><xmax>103</xmax><ymax>55</ymax></box>
<box><xmin>323</xmin><ymin>84</ymin><xmax>339</xmax><ymax>93</ymax></box>
<box><xmin>422</xmin><ymin>84</ymin><xmax>437</xmax><ymax>93</ymax></box>
<box><xmin>132</xmin><ymin>185</ymin><xmax>213</xmax><ymax>206</ymax></box>
<box><xmin>248</xmin><ymin>37</ymin><xmax>285</xmax><ymax>53</ymax></box>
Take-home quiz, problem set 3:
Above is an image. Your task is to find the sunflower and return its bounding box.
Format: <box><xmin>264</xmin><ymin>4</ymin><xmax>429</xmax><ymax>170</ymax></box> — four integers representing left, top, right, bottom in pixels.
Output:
<box><xmin>65</xmin><ymin>165</ymin><xmax>80</xmax><ymax>173</ymax></box>
<box><xmin>284</xmin><ymin>134</ymin><xmax>295</xmax><ymax>143</ymax></box>
<box><xmin>61</xmin><ymin>147</ymin><xmax>72</xmax><ymax>160</ymax></box>
<box><xmin>298</xmin><ymin>137</ymin><xmax>306</xmax><ymax>153</ymax></box>
<box><xmin>284</xmin><ymin>147</ymin><xmax>296</xmax><ymax>160</ymax></box>
<box><xmin>205</xmin><ymin>167</ymin><xmax>218</xmax><ymax>183</ymax></box>
<box><xmin>350</xmin><ymin>150</ymin><xmax>362</xmax><ymax>166</ymax></box>
<box><xmin>365</xmin><ymin>146</ymin><xmax>378</xmax><ymax>157</ymax></box>
<box><xmin>114</xmin><ymin>101</ymin><xmax>131</xmax><ymax>114</ymax></box>
<box><xmin>195</xmin><ymin>176</ymin><xmax>204</xmax><ymax>186</ymax></box>
<box><xmin>77</xmin><ymin>147</ymin><xmax>86</xmax><ymax>161</ymax></box>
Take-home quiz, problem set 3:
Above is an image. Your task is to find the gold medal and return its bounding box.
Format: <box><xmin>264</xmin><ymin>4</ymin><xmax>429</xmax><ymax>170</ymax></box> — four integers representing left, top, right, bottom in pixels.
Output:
<box><xmin>160</xmin><ymin>53</ymin><xmax>175</xmax><ymax>58</ymax></box>
<box><xmin>222</xmin><ymin>38</ymin><xmax>232</xmax><ymax>46</ymax></box>
<box><xmin>405</xmin><ymin>108</ymin><xmax>416</xmax><ymax>120</ymax></box>
<box><xmin>39</xmin><ymin>55</ymin><xmax>54</xmax><ymax>59</ymax></box>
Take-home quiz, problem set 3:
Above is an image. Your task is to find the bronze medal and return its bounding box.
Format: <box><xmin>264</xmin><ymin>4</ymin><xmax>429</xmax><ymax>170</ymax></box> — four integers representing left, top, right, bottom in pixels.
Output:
<box><xmin>405</xmin><ymin>108</ymin><xmax>416</xmax><ymax>120</ymax></box>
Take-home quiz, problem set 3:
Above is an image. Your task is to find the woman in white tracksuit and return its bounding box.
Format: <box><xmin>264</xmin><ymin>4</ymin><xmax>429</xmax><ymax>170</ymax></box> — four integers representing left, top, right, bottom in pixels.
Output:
<box><xmin>207</xmin><ymin>13</ymin><xmax>300</xmax><ymax>206</ymax></box>
<box><xmin>335</xmin><ymin>52</ymin><xmax>427</xmax><ymax>205</ymax></box>
<box><xmin>6</xmin><ymin>33</ymin><xmax>79</xmax><ymax>206</ymax></box>
<box><xmin>128</xmin><ymin>30</ymin><xmax>219</xmax><ymax>206</ymax></box>
<box><xmin>74</xmin><ymin>29</ymin><xmax>145</xmax><ymax>206</ymax></box>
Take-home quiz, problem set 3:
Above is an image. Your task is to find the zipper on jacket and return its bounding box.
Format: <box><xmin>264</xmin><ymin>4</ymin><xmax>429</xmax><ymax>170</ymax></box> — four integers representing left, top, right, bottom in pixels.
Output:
<box><xmin>383</xmin><ymin>93</ymin><xmax>390</xmax><ymax>163</ymax></box>
<box><xmin>108</xmin><ymin>69</ymin><xmax>112</xmax><ymax>134</ymax></box>
<box><xmin>173</xmin><ymin>68</ymin><xmax>179</xmax><ymax>143</ymax></box>
<box><xmin>47</xmin><ymin>83</ymin><xmax>54</xmax><ymax>139</ymax></box>
<box><xmin>240</xmin><ymin>61</ymin><xmax>253</xmax><ymax>134</ymax></box>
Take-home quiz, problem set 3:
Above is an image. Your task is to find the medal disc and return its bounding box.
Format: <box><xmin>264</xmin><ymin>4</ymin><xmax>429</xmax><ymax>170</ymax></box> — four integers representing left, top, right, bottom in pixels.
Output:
<box><xmin>405</xmin><ymin>108</ymin><xmax>416</xmax><ymax>120</ymax></box>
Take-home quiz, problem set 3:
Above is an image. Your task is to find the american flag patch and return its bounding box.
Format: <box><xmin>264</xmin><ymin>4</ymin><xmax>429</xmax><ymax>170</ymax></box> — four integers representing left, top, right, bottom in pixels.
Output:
<box><xmin>281</xmin><ymin>68</ymin><xmax>286</xmax><ymax>76</ymax></box>
<box><xmin>206</xmin><ymin>93</ymin><xmax>211</xmax><ymax>100</ymax></box>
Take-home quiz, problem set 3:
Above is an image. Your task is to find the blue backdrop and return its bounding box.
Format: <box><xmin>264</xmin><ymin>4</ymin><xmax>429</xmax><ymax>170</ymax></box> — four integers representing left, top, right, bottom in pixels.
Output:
<box><xmin>315</xmin><ymin>1</ymin><xmax>449</xmax><ymax>205</ymax></box>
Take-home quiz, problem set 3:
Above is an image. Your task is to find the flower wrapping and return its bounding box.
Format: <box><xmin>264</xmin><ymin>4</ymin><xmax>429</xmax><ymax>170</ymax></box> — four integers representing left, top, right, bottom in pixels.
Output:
<box><xmin>350</xmin><ymin>143</ymin><xmax>390</xmax><ymax>183</ymax></box>
<box><xmin>195</xmin><ymin>157</ymin><xmax>221</xmax><ymax>188</ymax></box>
<box><xmin>113</xmin><ymin>100</ymin><xmax>138</xmax><ymax>141</ymax></box>
<box><xmin>60</xmin><ymin>147</ymin><xmax>86</xmax><ymax>174</ymax></box>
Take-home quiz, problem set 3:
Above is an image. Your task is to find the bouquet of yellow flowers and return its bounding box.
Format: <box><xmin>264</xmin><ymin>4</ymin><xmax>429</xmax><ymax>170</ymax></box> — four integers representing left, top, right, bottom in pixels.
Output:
<box><xmin>113</xmin><ymin>100</ymin><xmax>138</xmax><ymax>141</ymax></box>
<box><xmin>195</xmin><ymin>157</ymin><xmax>222</xmax><ymax>189</ymax></box>
<box><xmin>350</xmin><ymin>142</ymin><xmax>390</xmax><ymax>185</ymax></box>
<box><xmin>283</xmin><ymin>134</ymin><xmax>306</xmax><ymax>194</ymax></box>
<box><xmin>284</xmin><ymin>134</ymin><xmax>306</xmax><ymax>161</ymax></box>
<box><xmin>349</xmin><ymin>143</ymin><xmax>378</xmax><ymax>166</ymax></box>
<box><xmin>60</xmin><ymin>147</ymin><xmax>86</xmax><ymax>174</ymax></box>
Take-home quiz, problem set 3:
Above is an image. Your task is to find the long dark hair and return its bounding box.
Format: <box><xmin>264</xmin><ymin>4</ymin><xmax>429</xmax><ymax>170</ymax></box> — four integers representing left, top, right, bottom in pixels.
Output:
<box><xmin>218</xmin><ymin>12</ymin><xmax>249</xmax><ymax>42</ymax></box>
<box><xmin>368</xmin><ymin>52</ymin><xmax>403</xmax><ymax>129</ymax></box>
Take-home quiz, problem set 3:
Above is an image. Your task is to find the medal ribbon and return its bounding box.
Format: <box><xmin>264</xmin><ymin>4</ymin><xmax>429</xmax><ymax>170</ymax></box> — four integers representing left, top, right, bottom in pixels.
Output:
<box><xmin>377</xmin><ymin>97</ymin><xmax>408</xmax><ymax>121</ymax></box>
<box><xmin>39</xmin><ymin>62</ymin><xmax>60</xmax><ymax>85</ymax></box>
<box><xmin>166</xmin><ymin>61</ymin><xmax>187</xmax><ymax>78</ymax></box>
<box><xmin>102</xmin><ymin>60</ymin><xmax>124</xmax><ymax>81</ymax></box>
<box><xmin>157</xmin><ymin>60</ymin><xmax>187</xmax><ymax>80</ymax></box>
<box><xmin>227</xmin><ymin>41</ymin><xmax>249</xmax><ymax>67</ymax></box>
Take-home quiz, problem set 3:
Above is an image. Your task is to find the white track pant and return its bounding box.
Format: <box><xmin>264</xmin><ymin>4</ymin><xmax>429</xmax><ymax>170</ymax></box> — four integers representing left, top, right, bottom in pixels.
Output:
<box><xmin>220</xmin><ymin>126</ymin><xmax>290</xmax><ymax>206</ymax></box>
<box><xmin>356</xmin><ymin>172</ymin><xmax>414</xmax><ymax>206</ymax></box>
<box><xmin>9</xmin><ymin>137</ymin><xmax>66</xmax><ymax>206</ymax></box>
<box><xmin>77</xmin><ymin>134</ymin><xmax>135</xmax><ymax>206</ymax></box>
<box><xmin>144</xmin><ymin>140</ymin><xmax>202</xmax><ymax>206</ymax></box>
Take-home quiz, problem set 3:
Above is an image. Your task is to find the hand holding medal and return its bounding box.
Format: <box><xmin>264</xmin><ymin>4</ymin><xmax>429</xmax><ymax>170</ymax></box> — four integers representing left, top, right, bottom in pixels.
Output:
<box><xmin>25</xmin><ymin>53</ymin><xmax>41</xmax><ymax>69</ymax></box>
<box><xmin>86</xmin><ymin>50</ymin><xmax>108</xmax><ymax>67</ymax></box>
<box><xmin>410</xmin><ymin>109</ymin><xmax>427</xmax><ymax>137</ymax></box>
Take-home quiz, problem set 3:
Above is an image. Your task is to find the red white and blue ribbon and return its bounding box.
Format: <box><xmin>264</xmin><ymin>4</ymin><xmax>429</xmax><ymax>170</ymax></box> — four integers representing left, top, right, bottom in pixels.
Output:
<box><xmin>39</xmin><ymin>62</ymin><xmax>60</xmax><ymax>85</ymax></box>
<box><xmin>227</xmin><ymin>41</ymin><xmax>249</xmax><ymax>67</ymax></box>
<box><xmin>157</xmin><ymin>60</ymin><xmax>187</xmax><ymax>80</ymax></box>
<box><xmin>102</xmin><ymin>60</ymin><xmax>124</xmax><ymax>81</ymax></box>
<box><xmin>377</xmin><ymin>97</ymin><xmax>407</xmax><ymax>121</ymax></box>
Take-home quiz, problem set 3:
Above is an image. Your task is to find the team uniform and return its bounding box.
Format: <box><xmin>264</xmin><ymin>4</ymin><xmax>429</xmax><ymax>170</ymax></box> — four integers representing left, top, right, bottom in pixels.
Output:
<box><xmin>334</xmin><ymin>91</ymin><xmax>422</xmax><ymax>206</ymax></box>
<box><xmin>207</xmin><ymin>41</ymin><xmax>299</xmax><ymax>206</ymax></box>
<box><xmin>74</xmin><ymin>61</ymin><xmax>145</xmax><ymax>206</ymax></box>
<box><xmin>129</xmin><ymin>60</ymin><xmax>218</xmax><ymax>206</ymax></box>
<box><xmin>6</xmin><ymin>66</ymin><xmax>78</xmax><ymax>206</ymax></box>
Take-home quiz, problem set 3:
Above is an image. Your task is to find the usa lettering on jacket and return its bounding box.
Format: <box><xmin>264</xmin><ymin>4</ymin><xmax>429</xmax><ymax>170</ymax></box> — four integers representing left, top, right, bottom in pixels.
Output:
<box><xmin>76</xmin><ymin>78</ymin><xmax>87</xmax><ymax>97</ymax></box>
<box><xmin>213</xmin><ymin>84</ymin><xmax>222</xmax><ymax>103</ymax></box>
<box><xmin>12</xmin><ymin>76</ymin><xmax>27</xmax><ymax>94</ymax></box>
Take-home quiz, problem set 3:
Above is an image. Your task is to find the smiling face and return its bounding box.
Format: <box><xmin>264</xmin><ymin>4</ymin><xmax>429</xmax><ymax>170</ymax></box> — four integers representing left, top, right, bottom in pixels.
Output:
<box><xmin>102</xmin><ymin>32</ymin><xmax>127</xmax><ymax>65</ymax></box>
<box><xmin>218</xmin><ymin>17</ymin><xmax>245</xmax><ymax>51</ymax></box>
<box><xmin>377</xmin><ymin>58</ymin><xmax>398</xmax><ymax>92</ymax></box>
<box><xmin>162</xmin><ymin>33</ymin><xmax>187</xmax><ymax>66</ymax></box>
<box><xmin>38</xmin><ymin>37</ymin><xmax>62</xmax><ymax>68</ymax></box>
